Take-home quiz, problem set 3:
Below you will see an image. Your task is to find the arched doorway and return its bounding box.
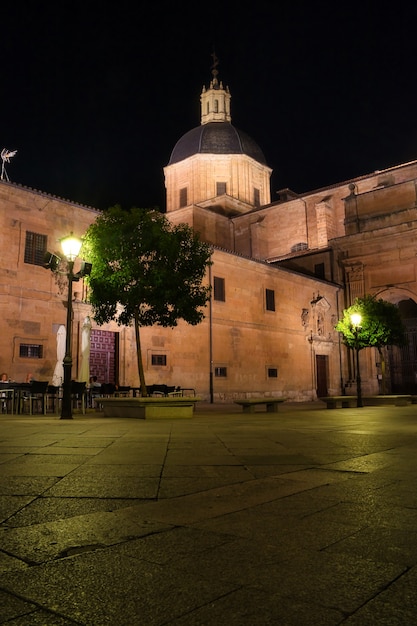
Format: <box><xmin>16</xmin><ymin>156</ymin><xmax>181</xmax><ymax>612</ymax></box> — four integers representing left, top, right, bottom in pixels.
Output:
<box><xmin>389</xmin><ymin>299</ymin><xmax>417</xmax><ymax>393</ymax></box>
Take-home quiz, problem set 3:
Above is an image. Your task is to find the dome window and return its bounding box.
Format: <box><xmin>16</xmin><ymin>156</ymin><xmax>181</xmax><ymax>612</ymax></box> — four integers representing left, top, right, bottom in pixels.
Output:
<box><xmin>216</xmin><ymin>182</ymin><xmax>227</xmax><ymax>195</ymax></box>
<box><xmin>179</xmin><ymin>187</ymin><xmax>188</xmax><ymax>208</ymax></box>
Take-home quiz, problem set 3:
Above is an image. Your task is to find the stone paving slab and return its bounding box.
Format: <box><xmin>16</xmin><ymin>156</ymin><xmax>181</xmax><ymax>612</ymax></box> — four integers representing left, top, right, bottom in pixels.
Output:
<box><xmin>0</xmin><ymin>402</ymin><xmax>417</xmax><ymax>624</ymax></box>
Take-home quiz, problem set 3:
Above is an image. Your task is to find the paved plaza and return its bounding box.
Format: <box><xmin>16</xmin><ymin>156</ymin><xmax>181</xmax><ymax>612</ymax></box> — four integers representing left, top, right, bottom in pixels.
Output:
<box><xmin>1</xmin><ymin>401</ymin><xmax>417</xmax><ymax>625</ymax></box>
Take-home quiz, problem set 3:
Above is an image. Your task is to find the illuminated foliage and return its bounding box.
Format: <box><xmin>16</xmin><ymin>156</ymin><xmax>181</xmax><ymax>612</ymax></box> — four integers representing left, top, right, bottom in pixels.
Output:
<box><xmin>335</xmin><ymin>295</ymin><xmax>406</xmax><ymax>351</ymax></box>
<box><xmin>82</xmin><ymin>206</ymin><xmax>212</xmax><ymax>393</ymax></box>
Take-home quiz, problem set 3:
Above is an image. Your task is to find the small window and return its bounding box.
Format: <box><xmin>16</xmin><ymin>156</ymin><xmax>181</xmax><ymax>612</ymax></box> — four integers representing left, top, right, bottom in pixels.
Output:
<box><xmin>151</xmin><ymin>354</ymin><xmax>167</xmax><ymax>366</ymax></box>
<box><xmin>216</xmin><ymin>182</ymin><xmax>227</xmax><ymax>195</ymax></box>
<box><xmin>214</xmin><ymin>99</ymin><xmax>219</xmax><ymax>112</ymax></box>
<box><xmin>214</xmin><ymin>367</ymin><xmax>227</xmax><ymax>377</ymax></box>
<box><xmin>19</xmin><ymin>344</ymin><xmax>43</xmax><ymax>359</ymax></box>
<box><xmin>266</xmin><ymin>288</ymin><xmax>275</xmax><ymax>312</ymax></box>
<box><xmin>179</xmin><ymin>188</ymin><xmax>188</xmax><ymax>208</ymax></box>
<box><xmin>314</xmin><ymin>263</ymin><xmax>325</xmax><ymax>279</ymax></box>
<box><xmin>253</xmin><ymin>188</ymin><xmax>260</xmax><ymax>207</ymax></box>
<box><xmin>268</xmin><ymin>368</ymin><xmax>278</xmax><ymax>378</ymax></box>
<box><xmin>291</xmin><ymin>242</ymin><xmax>308</xmax><ymax>253</ymax></box>
<box><xmin>214</xmin><ymin>276</ymin><xmax>225</xmax><ymax>302</ymax></box>
<box><xmin>24</xmin><ymin>232</ymin><xmax>47</xmax><ymax>266</ymax></box>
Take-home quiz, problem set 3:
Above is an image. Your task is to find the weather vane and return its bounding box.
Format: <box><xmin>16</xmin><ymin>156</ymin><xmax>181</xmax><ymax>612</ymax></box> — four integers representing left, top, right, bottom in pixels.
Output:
<box><xmin>1</xmin><ymin>148</ymin><xmax>17</xmax><ymax>181</ymax></box>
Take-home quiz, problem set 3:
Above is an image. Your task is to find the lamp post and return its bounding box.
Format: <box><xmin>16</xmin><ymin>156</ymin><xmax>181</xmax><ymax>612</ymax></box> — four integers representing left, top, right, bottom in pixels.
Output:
<box><xmin>60</xmin><ymin>233</ymin><xmax>83</xmax><ymax>419</ymax></box>
<box><xmin>350</xmin><ymin>312</ymin><xmax>363</xmax><ymax>408</ymax></box>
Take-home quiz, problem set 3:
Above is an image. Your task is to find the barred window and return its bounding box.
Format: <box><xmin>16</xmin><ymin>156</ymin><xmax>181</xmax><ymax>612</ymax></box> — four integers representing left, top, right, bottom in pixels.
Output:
<box><xmin>268</xmin><ymin>368</ymin><xmax>278</xmax><ymax>378</ymax></box>
<box><xmin>24</xmin><ymin>232</ymin><xmax>47</xmax><ymax>266</ymax></box>
<box><xmin>151</xmin><ymin>354</ymin><xmax>167</xmax><ymax>366</ymax></box>
<box><xmin>216</xmin><ymin>182</ymin><xmax>227</xmax><ymax>195</ymax></box>
<box><xmin>214</xmin><ymin>366</ymin><xmax>227</xmax><ymax>377</ymax></box>
<box><xmin>19</xmin><ymin>344</ymin><xmax>43</xmax><ymax>359</ymax></box>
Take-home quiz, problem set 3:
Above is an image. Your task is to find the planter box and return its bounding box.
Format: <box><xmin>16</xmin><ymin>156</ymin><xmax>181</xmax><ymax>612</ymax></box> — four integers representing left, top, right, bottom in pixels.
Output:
<box><xmin>99</xmin><ymin>396</ymin><xmax>200</xmax><ymax>419</ymax></box>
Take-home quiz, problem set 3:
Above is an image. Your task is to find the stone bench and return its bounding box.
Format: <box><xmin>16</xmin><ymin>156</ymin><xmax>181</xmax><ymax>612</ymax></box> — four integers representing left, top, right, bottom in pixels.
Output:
<box><xmin>99</xmin><ymin>396</ymin><xmax>200</xmax><ymax>419</ymax></box>
<box><xmin>234</xmin><ymin>398</ymin><xmax>287</xmax><ymax>413</ymax></box>
<box><xmin>321</xmin><ymin>395</ymin><xmax>412</xmax><ymax>409</ymax></box>
<box><xmin>321</xmin><ymin>396</ymin><xmax>358</xmax><ymax>409</ymax></box>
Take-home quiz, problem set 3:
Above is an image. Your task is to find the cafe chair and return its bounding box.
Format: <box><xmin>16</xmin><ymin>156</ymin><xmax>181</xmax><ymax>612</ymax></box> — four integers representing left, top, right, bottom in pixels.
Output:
<box><xmin>93</xmin><ymin>383</ymin><xmax>115</xmax><ymax>410</ymax></box>
<box><xmin>1</xmin><ymin>388</ymin><xmax>15</xmax><ymax>414</ymax></box>
<box><xmin>21</xmin><ymin>381</ymin><xmax>49</xmax><ymax>415</ymax></box>
<box><xmin>46</xmin><ymin>385</ymin><xmax>62</xmax><ymax>413</ymax></box>
<box><xmin>71</xmin><ymin>381</ymin><xmax>87</xmax><ymax>414</ymax></box>
<box><xmin>114</xmin><ymin>385</ymin><xmax>131</xmax><ymax>397</ymax></box>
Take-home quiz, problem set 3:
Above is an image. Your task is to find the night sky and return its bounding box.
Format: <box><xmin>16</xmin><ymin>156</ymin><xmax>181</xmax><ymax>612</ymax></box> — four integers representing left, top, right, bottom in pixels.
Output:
<box><xmin>2</xmin><ymin>2</ymin><xmax>417</xmax><ymax>212</ymax></box>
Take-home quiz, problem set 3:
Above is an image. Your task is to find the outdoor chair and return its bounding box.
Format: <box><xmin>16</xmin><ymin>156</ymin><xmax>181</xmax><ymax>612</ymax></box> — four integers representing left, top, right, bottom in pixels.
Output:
<box><xmin>1</xmin><ymin>388</ymin><xmax>15</xmax><ymax>414</ymax></box>
<box><xmin>71</xmin><ymin>381</ymin><xmax>87</xmax><ymax>414</ymax></box>
<box><xmin>114</xmin><ymin>385</ymin><xmax>131</xmax><ymax>397</ymax></box>
<box><xmin>21</xmin><ymin>381</ymin><xmax>49</xmax><ymax>415</ymax></box>
<box><xmin>47</xmin><ymin>385</ymin><xmax>62</xmax><ymax>413</ymax></box>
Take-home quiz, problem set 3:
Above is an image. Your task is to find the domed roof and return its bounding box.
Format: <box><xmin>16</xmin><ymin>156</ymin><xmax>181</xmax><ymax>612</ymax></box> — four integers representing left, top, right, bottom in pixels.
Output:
<box><xmin>168</xmin><ymin>122</ymin><xmax>267</xmax><ymax>166</ymax></box>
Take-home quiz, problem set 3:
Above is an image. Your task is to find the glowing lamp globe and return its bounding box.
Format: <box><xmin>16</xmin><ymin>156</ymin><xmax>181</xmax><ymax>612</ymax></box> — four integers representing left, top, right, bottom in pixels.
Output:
<box><xmin>60</xmin><ymin>233</ymin><xmax>82</xmax><ymax>261</ymax></box>
<box><xmin>350</xmin><ymin>313</ymin><xmax>362</xmax><ymax>327</ymax></box>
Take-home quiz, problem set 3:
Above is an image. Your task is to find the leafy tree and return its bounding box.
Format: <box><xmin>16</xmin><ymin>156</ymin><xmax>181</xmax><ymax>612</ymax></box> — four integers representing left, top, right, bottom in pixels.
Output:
<box><xmin>335</xmin><ymin>295</ymin><xmax>407</xmax><ymax>393</ymax></box>
<box><xmin>81</xmin><ymin>206</ymin><xmax>212</xmax><ymax>395</ymax></box>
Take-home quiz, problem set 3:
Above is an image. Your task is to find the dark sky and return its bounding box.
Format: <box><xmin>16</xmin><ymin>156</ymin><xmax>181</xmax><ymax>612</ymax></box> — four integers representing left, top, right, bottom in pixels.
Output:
<box><xmin>3</xmin><ymin>2</ymin><xmax>417</xmax><ymax>212</ymax></box>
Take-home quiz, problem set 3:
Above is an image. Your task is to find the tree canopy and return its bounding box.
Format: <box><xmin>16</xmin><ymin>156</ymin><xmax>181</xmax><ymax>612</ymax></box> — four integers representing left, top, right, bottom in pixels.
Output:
<box><xmin>335</xmin><ymin>295</ymin><xmax>407</xmax><ymax>351</ymax></box>
<box><xmin>81</xmin><ymin>206</ymin><xmax>212</xmax><ymax>392</ymax></box>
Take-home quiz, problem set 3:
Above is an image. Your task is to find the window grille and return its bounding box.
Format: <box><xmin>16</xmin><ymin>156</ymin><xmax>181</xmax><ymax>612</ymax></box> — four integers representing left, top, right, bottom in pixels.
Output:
<box><xmin>214</xmin><ymin>367</ymin><xmax>227</xmax><ymax>377</ymax></box>
<box><xmin>19</xmin><ymin>344</ymin><xmax>43</xmax><ymax>359</ymax></box>
<box><xmin>216</xmin><ymin>182</ymin><xmax>227</xmax><ymax>195</ymax></box>
<box><xmin>24</xmin><ymin>232</ymin><xmax>47</xmax><ymax>266</ymax></box>
<box><xmin>151</xmin><ymin>354</ymin><xmax>167</xmax><ymax>366</ymax></box>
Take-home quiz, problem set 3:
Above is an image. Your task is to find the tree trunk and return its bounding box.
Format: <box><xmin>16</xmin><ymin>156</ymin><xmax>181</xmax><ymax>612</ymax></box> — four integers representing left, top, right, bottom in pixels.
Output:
<box><xmin>134</xmin><ymin>312</ymin><xmax>147</xmax><ymax>396</ymax></box>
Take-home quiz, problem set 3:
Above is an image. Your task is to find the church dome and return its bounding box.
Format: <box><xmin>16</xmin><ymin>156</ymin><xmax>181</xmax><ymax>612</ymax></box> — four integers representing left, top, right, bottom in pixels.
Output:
<box><xmin>168</xmin><ymin>122</ymin><xmax>267</xmax><ymax>166</ymax></box>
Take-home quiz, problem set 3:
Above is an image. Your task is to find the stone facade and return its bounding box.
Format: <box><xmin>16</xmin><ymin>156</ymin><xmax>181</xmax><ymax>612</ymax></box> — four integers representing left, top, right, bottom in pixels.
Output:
<box><xmin>1</xmin><ymin>69</ymin><xmax>417</xmax><ymax>400</ymax></box>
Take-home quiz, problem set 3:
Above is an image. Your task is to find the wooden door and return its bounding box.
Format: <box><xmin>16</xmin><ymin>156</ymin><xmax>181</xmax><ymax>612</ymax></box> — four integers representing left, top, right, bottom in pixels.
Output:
<box><xmin>89</xmin><ymin>330</ymin><xmax>117</xmax><ymax>385</ymax></box>
<box><xmin>316</xmin><ymin>354</ymin><xmax>328</xmax><ymax>398</ymax></box>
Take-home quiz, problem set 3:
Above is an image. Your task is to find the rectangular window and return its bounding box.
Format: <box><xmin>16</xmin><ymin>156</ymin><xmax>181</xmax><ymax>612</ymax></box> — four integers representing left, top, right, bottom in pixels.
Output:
<box><xmin>24</xmin><ymin>232</ymin><xmax>47</xmax><ymax>266</ymax></box>
<box><xmin>266</xmin><ymin>288</ymin><xmax>275</xmax><ymax>311</ymax></box>
<box><xmin>179</xmin><ymin>187</ymin><xmax>188</xmax><ymax>208</ymax></box>
<box><xmin>19</xmin><ymin>344</ymin><xmax>43</xmax><ymax>359</ymax></box>
<box><xmin>253</xmin><ymin>188</ymin><xmax>260</xmax><ymax>207</ymax></box>
<box><xmin>214</xmin><ymin>366</ymin><xmax>227</xmax><ymax>377</ymax></box>
<box><xmin>268</xmin><ymin>368</ymin><xmax>278</xmax><ymax>378</ymax></box>
<box><xmin>314</xmin><ymin>263</ymin><xmax>325</xmax><ymax>279</ymax></box>
<box><xmin>151</xmin><ymin>354</ymin><xmax>167</xmax><ymax>366</ymax></box>
<box><xmin>216</xmin><ymin>182</ymin><xmax>227</xmax><ymax>195</ymax></box>
<box><xmin>213</xmin><ymin>276</ymin><xmax>225</xmax><ymax>302</ymax></box>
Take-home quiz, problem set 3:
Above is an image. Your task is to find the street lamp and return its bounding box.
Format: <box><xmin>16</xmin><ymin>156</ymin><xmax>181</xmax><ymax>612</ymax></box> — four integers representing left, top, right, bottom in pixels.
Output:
<box><xmin>350</xmin><ymin>312</ymin><xmax>363</xmax><ymax>408</ymax></box>
<box><xmin>60</xmin><ymin>233</ymin><xmax>83</xmax><ymax>419</ymax></box>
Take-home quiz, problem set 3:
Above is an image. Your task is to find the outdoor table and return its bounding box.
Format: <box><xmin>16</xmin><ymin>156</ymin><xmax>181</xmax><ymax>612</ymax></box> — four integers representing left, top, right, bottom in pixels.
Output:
<box><xmin>0</xmin><ymin>383</ymin><xmax>32</xmax><ymax>414</ymax></box>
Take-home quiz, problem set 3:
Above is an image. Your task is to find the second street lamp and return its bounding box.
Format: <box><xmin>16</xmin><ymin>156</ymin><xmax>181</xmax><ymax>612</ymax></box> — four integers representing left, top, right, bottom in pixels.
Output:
<box><xmin>60</xmin><ymin>233</ymin><xmax>83</xmax><ymax>420</ymax></box>
<box><xmin>350</xmin><ymin>312</ymin><xmax>363</xmax><ymax>408</ymax></box>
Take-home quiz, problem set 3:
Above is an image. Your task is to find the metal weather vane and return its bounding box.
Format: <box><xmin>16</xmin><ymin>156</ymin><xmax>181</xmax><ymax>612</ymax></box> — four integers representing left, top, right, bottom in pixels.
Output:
<box><xmin>1</xmin><ymin>148</ymin><xmax>17</xmax><ymax>181</ymax></box>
